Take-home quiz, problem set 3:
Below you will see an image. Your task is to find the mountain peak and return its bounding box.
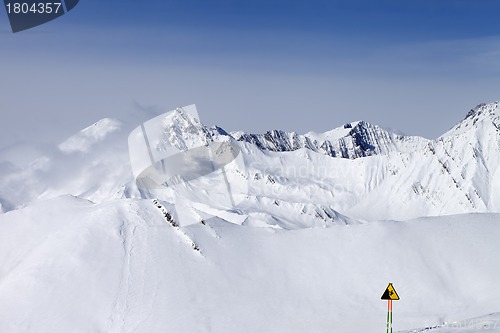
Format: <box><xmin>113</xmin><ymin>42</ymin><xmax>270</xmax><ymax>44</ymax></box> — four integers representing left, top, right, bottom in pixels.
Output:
<box><xmin>58</xmin><ymin>118</ymin><xmax>122</xmax><ymax>153</ymax></box>
<box><xmin>441</xmin><ymin>101</ymin><xmax>500</xmax><ymax>138</ymax></box>
<box><xmin>152</xmin><ymin>105</ymin><xmax>213</xmax><ymax>153</ymax></box>
<box><xmin>464</xmin><ymin>101</ymin><xmax>499</xmax><ymax>120</ymax></box>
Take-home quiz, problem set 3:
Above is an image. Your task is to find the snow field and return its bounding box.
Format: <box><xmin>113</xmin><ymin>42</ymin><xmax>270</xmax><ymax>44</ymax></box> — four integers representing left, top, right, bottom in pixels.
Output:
<box><xmin>0</xmin><ymin>197</ymin><xmax>498</xmax><ymax>333</ymax></box>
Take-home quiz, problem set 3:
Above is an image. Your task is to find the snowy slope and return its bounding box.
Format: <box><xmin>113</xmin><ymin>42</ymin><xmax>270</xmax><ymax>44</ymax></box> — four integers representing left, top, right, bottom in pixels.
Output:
<box><xmin>400</xmin><ymin>313</ymin><xmax>500</xmax><ymax>333</ymax></box>
<box><xmin>0</xmin><ymin>196</ymin><xmax>499</xmax><ymax>333</ymax></box>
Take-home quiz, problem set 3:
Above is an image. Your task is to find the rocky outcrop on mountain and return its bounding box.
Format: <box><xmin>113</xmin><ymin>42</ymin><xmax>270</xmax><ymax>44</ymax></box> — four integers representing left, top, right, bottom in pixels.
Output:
<box><xmin>233</xmin><ymin>120</ymin><xmax>428</xmax><ymax>159</ymax></box>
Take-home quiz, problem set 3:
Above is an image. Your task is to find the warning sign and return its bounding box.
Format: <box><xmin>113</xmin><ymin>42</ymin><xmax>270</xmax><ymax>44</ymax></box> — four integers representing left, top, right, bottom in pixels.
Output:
<box><xmin>381</xmin><ymin>283</ymin><xmax>400</xmax><ymax>300</ymax></box>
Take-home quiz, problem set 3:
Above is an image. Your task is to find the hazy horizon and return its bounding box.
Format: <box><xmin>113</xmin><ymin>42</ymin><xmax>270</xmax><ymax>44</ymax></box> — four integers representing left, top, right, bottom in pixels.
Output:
<box><xmin>1</xmin><ymin>0</ymin><xmax>500</xmax><ymax>148</ymax></box>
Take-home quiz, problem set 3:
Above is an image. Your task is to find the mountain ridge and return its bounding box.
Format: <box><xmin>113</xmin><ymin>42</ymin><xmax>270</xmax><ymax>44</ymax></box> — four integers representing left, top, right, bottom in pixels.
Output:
<box><xmin>0</xmin><ymin>100</ymin><xmax>498</xmax><ymax>223</ymax></box>
<box><xmin>232</xmin><ymin>119</ymin><xmax>429</xmax><ymax>159</ymax></box>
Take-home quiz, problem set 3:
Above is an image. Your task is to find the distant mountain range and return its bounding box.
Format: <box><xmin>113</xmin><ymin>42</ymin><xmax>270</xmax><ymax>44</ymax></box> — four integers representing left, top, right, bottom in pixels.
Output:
<box><xmin>1</xmin><ymin>100</ymin><xmax>499</xmax><ymax>223</ymax></box>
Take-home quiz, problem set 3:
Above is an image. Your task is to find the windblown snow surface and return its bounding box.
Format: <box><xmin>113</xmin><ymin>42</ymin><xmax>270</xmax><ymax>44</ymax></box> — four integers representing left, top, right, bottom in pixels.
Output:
<box><xmin>0</xmin><ymin>101</ymin><xmax>499</xmax><ymax>333</ymax></box>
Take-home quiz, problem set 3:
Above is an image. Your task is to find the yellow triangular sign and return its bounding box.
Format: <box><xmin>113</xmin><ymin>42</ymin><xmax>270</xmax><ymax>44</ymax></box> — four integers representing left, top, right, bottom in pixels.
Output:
<box><xmin>381</xmin><ymin>283</ymin><xmax>400</xmax><ymax>300</ymax></box>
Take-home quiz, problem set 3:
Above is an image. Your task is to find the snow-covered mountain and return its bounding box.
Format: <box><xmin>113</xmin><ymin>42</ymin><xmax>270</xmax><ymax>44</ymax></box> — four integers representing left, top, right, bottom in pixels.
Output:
<box><xmin>0</xmin><ymin>101</ymin><xmax>499</xmax><ymax>333</ymax></box>
<box><xmin>1</xmin><ymin>101</ymin><xmax>499</xmax><ymax>222</ymax></box>
<box><xmin>234</xmin><ymin>120</ymin><xmax>428</xmax><ymax>158</ymax></box>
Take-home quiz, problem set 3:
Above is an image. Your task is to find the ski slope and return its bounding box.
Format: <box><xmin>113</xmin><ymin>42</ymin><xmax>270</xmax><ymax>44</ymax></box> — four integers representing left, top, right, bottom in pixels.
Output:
<box><xmin>0</xmin><ymin>197</ymin><xmax>499</xmax><ymax>333</ymax></box>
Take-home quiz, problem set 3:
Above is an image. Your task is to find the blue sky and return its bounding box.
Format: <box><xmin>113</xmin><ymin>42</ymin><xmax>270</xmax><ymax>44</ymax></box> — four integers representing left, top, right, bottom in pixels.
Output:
<box><xmin>1</xmin><ymin>0</ymin><xmax>500</xmax><ymax>149</ymax></box>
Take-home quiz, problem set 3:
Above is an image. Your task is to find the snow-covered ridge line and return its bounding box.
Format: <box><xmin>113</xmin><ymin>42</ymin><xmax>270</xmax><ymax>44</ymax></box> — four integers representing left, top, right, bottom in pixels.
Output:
<box><xmin>230</xmin><ymin>101</ymin><xmax>498</xmax><ymax>160</ymax></box>
<box><xmin>151</xmin><ymin>199</ymin><xmax>202</xmax><ymax>254</ymax></box>
<box><xmin>232</xmin><ymin>120</ymin><xmax>429</xmax><ymax>159</ymax></box>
